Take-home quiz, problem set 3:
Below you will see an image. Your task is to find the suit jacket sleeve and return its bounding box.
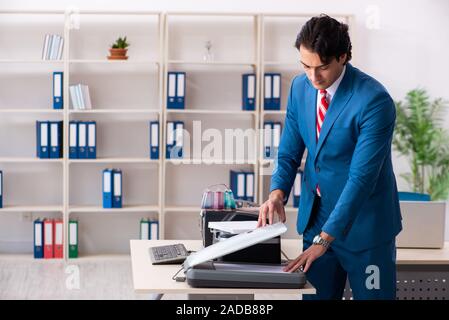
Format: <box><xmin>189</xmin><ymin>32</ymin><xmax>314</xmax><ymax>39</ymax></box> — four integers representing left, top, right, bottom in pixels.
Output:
<box><xmin>322</xmin><ymin>95</ymin><xmax>396</xmax><ymax>239</ymax></box>
<box><xmin>269</xmin><ymin>78</ymin><xmax>306</xmax><ymax>202</ymax></box>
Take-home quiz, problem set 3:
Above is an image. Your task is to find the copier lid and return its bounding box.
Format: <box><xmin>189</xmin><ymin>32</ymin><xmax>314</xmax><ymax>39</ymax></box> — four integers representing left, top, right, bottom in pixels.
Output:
<box><xmin>183</xmin><ymin>222</ymin><xmax>287</xmax><ymax>271</ymax></box>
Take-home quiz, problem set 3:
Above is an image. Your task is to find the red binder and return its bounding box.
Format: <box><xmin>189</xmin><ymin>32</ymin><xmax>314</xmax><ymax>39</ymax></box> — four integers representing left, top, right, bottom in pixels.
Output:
<box><xmin>54</xmin><ymin>219</ymin><xmax>63</xmax><ymax>259</ymax></box>
<box><xmin>43</xmin><ymin>219</ymin><xmax>54</xmax><ymax>259</ymax></box>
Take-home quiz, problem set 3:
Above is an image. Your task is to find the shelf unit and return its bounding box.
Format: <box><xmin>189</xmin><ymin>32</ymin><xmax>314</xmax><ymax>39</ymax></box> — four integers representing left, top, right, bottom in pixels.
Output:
<box><xmin>0</xmin><ymin>10</ymin><xmax>353</xmax><ymax>259</ymax></box>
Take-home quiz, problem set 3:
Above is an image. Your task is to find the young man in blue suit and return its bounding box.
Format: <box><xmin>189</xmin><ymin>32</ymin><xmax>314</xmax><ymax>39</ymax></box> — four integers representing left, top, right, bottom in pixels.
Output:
<box><xmin>257</xmin><ymin>15</ymin><xmax>402</xmax><ymax>300</ymax></box>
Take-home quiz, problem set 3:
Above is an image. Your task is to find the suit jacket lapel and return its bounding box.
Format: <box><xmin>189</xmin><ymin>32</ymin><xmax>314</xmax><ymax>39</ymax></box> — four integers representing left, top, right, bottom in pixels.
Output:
<box><xmin>313</xmin><ymin>64</ymin><xmax>355</xmax><ymax>164</ymax></box>
<box><xmin>304</xmin><ymin>80</ymin><xmax>317</xmax><ymax>158</ymax></box>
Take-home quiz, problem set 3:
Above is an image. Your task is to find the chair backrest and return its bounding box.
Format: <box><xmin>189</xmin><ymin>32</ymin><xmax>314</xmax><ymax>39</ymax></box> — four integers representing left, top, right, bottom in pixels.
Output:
<box><xmin>398</xmin><ymin>192</ymin><xmax>431</xmax><ymax>201</ymax></box>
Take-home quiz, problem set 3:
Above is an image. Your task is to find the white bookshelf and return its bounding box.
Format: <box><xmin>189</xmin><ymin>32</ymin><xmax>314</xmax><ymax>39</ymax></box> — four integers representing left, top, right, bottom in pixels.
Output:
<box><xmin>0</xmin><ymin>10</ymin><xmax>352</xmax><ymax>259</ymax></box>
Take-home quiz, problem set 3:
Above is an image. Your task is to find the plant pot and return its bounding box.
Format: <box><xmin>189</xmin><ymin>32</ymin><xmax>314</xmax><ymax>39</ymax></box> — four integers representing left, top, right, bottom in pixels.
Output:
<box><xmin>108</xmin><ymin>48</ymin><xmax>128</xmax><ymax>60</ymax></box>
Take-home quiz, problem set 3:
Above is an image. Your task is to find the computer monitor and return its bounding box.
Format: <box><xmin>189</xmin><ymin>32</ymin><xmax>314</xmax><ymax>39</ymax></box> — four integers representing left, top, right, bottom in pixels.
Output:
<box><xmin>396</xmin><ymin>201</ymin><xmax>446</xmax><ymax>249</ymax></box>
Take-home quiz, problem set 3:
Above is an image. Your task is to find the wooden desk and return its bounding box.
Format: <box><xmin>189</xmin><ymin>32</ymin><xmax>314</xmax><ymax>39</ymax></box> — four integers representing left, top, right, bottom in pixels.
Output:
<box><xmin>130</xmin><ymin>239</ymin><xmax>449</xmax><ymax>300</ymax></box>
<box><xmin>130</xmin><ymin>239</ymin><xmax>316</xmax><ymax>299</ymax></box>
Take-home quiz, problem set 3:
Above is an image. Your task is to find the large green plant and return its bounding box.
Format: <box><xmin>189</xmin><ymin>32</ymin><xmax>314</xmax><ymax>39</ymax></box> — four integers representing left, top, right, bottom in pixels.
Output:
<box><xmin>393</xmin><ymin>89</ymin><xmax>449</xmax><ymax>200</ymax></box>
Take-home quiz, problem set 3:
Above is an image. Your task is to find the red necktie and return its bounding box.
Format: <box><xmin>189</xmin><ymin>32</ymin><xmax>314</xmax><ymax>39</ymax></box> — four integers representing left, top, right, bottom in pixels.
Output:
<box><xmin>316</xmin><ymin>89</ymin><xmax>329</xmax><ymax>196</ymax></box>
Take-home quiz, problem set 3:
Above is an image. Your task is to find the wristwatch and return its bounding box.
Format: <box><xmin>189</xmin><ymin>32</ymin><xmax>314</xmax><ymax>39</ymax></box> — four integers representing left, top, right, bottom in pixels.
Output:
<box><xmin>313</xmin><ymin>235</ymin><xmax>331</xmax><ymax>249</ymax></box>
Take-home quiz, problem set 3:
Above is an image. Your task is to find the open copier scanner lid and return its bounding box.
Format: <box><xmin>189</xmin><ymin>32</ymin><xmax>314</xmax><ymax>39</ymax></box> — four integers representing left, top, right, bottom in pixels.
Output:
<box><xmin>183</xmin><ymin>222</ymin><xmax>287</xmax><ymax>271</ymax></box>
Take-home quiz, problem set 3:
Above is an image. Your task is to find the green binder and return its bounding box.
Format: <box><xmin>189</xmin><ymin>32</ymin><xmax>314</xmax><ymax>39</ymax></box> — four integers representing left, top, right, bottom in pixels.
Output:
<box><xmin>68</xmin><ymin>220</ymin><xmax>78</xmax><ymax>258</ymax></box>
<box><xmin>140</xmin><ymin>218</ymin><xmax>150</xmax><ymax>240</ymax></box>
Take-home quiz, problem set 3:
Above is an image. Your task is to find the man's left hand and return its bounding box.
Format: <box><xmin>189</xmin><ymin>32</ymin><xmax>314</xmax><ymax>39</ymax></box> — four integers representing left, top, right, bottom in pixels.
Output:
<box><xmin>283</xmin><ymin>244</ymin><xmax>328</xmax><ymax>273</ymax></box>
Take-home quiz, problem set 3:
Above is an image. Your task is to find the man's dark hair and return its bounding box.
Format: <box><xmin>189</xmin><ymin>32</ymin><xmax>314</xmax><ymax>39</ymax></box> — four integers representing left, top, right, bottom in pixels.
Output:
<box><xmin>295</xmin><ymin>14</ymin><xmax>352</xmax><ymax>65</ymax></box>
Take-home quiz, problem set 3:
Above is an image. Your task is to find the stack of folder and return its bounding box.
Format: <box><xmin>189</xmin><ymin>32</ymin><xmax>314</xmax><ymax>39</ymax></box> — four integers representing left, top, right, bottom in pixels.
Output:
<box><xmin>69</xmin><ymin>121</ymin><xmax>97</xmax><ymax>159</ymax></box>
<box><xmin>69</xmin><ymin>84</ymin><xmax>92</xmax><ymax>110</ymax></box>
<box><xmin>149</xmin><ymin>121</ymin><xmax>159</xmax><ymax>159</ymax></box>
<box><xmin>52</xmin><ymin>72</ymin><xmax>63</xmax><ymax>109</ymax></box>
<box><xmin>102</xmin><ymin>168</ymin><xmax>123</xmax><ymax>208</ymax></box>
<box><xmin>167</xmin><ymin>72</ymin><xmax>186</xmax><ymax>109</ymax></box>
<box><xmin>293</xmin><ymin>171</ymin><xmax>302</xmax><ymax>208</ymax></box>
<box><xmin>264</xmin><ymin>73</ymin><xmax>281</xmax><ymax>110</ymax></box>
<box><xmin>230</xmin><ymin>170</ymin><xmax>254</xmax><ymax>202</ymax></box>
<box><xmin>36</xmin><ymin>121</ymin><xmax>63</xmax><ymax>159</ymax></box>
<box><xmin>140</xmin><ymin>219</ymin><xmax>159</xmax><ymax>240</ymax></box>
<box><xmin>42</xmin><ymin>34</ymin><xmax>64</xmax><ymax>60</ymax></box>
<box><xmin>33</xmin><ymin>218</ymin><xmax>64</xmax><ymax>259</ymax></box>
<box><xmin>166</xmin><ymin>121</ymin><xmax>184</xmax><ymax>159</ymax></box>
<box><xmin>263</xmin><ymin>121</ymin><xmax>282</xmax><ymax>159</ymax></box>
<box><xmin>68</xmin><ymin>220</ymin><xmax>79</xmax><ymax>258</ymax></box>
<box><xmin>242</xmin><ymin>73</ymin><xmax>256</xmax><ymax>111</ymax></box>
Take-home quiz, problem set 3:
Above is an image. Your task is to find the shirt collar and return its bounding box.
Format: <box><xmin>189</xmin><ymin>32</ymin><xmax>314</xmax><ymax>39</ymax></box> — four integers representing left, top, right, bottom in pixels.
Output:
<box><xmin>322</xmin><ymin>65</ymin><xmax>346</xmax><ymax>100</ymax></box>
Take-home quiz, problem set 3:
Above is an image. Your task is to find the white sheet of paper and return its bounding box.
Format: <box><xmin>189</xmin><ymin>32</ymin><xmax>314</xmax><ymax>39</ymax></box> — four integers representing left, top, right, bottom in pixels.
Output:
<box><xmin>213</xmin><ymin>262</ymin><xmax>287</xmax><ymax>273</ymax></box>
<box><xmin>208</xmin><ymin>221</ymin><xmax>258</xmax><ymax>234</ymax></box>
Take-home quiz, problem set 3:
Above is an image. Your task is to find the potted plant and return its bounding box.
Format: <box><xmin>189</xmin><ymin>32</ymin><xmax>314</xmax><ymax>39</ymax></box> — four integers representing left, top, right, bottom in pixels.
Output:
<box><xmin>393</xmin><ymin>88</ymin><xmax>449</xmax><ymax>200</ymax></box>
<box><xmin>108</xmin><ymin>36</ymin><xmax>129</xmax><ymax>60</ymax></box>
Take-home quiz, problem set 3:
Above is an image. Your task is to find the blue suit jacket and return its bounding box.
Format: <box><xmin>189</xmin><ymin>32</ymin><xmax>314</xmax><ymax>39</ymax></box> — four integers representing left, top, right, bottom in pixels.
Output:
<box><xmin>270</xmin><ymin>63</ymin><xmax>402</xmax><ymax>252</ymax></box>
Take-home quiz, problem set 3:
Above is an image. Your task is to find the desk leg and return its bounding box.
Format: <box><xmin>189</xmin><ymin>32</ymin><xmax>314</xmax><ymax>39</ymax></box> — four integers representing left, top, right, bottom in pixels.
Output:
<box><xmin>188</xmin><ymin>294</ymin><xmax>254</xmax><ymax>300</ymax></box>
<box><xmin>149</xmin><ymin>293</ymin><xmax>164</xmax><ymax>300</ymax></box>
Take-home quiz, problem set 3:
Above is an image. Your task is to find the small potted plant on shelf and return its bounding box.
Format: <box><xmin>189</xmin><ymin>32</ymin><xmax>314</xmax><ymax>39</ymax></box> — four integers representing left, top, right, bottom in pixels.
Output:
<box><xmin>107</xmin><ymin>36</ymin><xmax>130</xmax><ymax>60</ymax></box>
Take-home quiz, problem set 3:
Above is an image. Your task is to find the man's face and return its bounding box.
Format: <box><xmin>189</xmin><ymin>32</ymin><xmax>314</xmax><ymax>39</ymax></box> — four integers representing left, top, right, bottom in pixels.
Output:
<box><xmin>299</xmin><ymin>46</ymin><xmax>346</xmax><ymax>90</ymax></box>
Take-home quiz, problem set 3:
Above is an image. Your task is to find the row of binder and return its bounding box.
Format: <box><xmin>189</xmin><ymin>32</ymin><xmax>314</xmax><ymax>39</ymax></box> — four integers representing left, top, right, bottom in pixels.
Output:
<box><xmin>36</xmin><ymin>121</ymin><xmax>63</xmax><ymax>159</ymax></box>
<box><xmin>0</xmin><ymin>170</ymin><xmax>2</xmax><ymax>208</ymax></box>
<box><xmin>102</xmin><ymin>168</ymin><xmax>123</xmax><ymax>208</ymax></box>
<box><xmin>167</xmin><ymin>72</ymin><xmax>186</xmax><ymax>109</ymax></box>
<box><xmin>139</xmin><ymin>219</ymin><xmax>159</xmax><ymax>240</ymax></box>
<box><xmin>230</xmin><ymin>170</ymin><xmax>255</xmax><ymax>202</ymax></box>
<box><xmin>42</xmin><ymin>34</ymin><xmax>64</xmax><ymax>60</ymax></box>
<box><xmin>33</xmin><ymin>218</ymin><xmax>64</xmax><ymax>259</ymax></box>
<box><xmin>70</xmin><ymin>84</ymin><xmax>92</xmax><ymax>110</ymax></box>
<box><xmin>264</xmin><ymin>122</ymin><xmax>282</xmax><ymax>159</ymax></box>
<box><xmin>166</xmin><ymin>121</ymin><xmax>184</xmax><ymax>159</ymax></box>
<box><xmin>69</xmin><ymin>121</ymin><xmax>97</xmax><ymax>159</ymax></box>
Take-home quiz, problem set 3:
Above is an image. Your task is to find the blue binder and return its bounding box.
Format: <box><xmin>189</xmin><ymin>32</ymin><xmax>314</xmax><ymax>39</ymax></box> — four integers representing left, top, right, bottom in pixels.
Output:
<box><xmin>78</xmin><ymin>122</ymin><xmax>88</xmax><ymax>159</ymax></box>
<box><xmin>87</xmin><ymin>121</ymin><xmax>97</xmax><ymax>159</ymax></box>
<box><xmin>36</xmin><ymin>121</ymin><xmax>50</xmax><ymax>159</ymax></box>
<box><xmin>167</xmin><ymin>72</ymin><xmax>186</xmax><ymax>109</ymax></box>
<box><xmin>102</xmin><ymin>169</ymin><xmax>113</xmax><ymax>208</ymax></box>
<box><xmin>33</xmin><ymin>219</ymin><xmax>44</xmax><ymax>259</ymax></box>
<box><xmin>0</xmin><ymin>170</ymin><xmax>3</xmax><ymax>208</ymax></box>
<box><xmin>69</xmin><ymin>121</ymin><xmax>78</xmax><ymax>159</ymax></box>
<box><xmin>53</xmin><ymin>71</ymin><xmax>63</xmax><ymax>109</ymax></box>
<box><xmin>166</xmin><ymin>121</ymin><xmax>175</xmax><ymax>159</ymax></box>
<box><xmin>173</xmin><ymin>121</ymin><xmax>184</xmax><ymax>159</ymax></box>
<box><xmin>49</xmin><ymin>121</ymin><xmax>63</xmax><ymax>158</ymax></box>
<box><xmin>293</xmin><ymin>171</ymin><xmax>302</xmax><ymax>208</ymax></box>
<box><xmin>242</xmin><ymin>73</ymin><xmax>256</xmax><ymax>111</ymax></box>
<box><xmin>245</xmin><ymin>172</ymin><xmax>255</xmax><ymax>202</ymax></box>
<box><xmin>272</xmin><ymin>122</ymin><xmax>282</xmax><ymax>159</ymax></box>
<box><xmin>264</xmin><ymin>73</ymin><xmax>281</xmax><ymax>110</ymax></box>
<box><xmin>263</xmin><ymin>122</ymin><xmax>273</xmax><ymax>158</ymax></box>
<box><xmin>149</xmin><ymin>121</ymin><xmax>159</xmax><ymax>159</ymax></box>
<box><xmin>230</xmin><ymin>170</ymin><xmax>246</xmax><ymax>201</ymax></box>
<box><xmin>112</xmin><ymin>169</ymin><xmax>123</xmax><ymax>208</ymax></box>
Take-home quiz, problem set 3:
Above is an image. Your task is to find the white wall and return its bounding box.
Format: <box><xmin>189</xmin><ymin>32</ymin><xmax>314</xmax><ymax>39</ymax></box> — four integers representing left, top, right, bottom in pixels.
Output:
<box><xmin>1</xmin><ymin>0</ymin><xmax>448</xmax><ymax>245</ymax></box>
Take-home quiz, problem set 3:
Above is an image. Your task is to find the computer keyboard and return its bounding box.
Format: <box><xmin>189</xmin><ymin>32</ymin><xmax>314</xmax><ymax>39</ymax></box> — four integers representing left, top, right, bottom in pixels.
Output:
<box><xmin>149</xmin><ymin>243</ymin><xmax>189</xmax><ymax>265</ymax></box>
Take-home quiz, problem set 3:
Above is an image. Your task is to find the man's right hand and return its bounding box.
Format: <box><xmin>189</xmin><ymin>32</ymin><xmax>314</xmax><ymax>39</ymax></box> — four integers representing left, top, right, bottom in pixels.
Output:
<box><xmin>257</xmin><ymin>189</ymin><xmax>286</xmax><ymax>227</ymax></box>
